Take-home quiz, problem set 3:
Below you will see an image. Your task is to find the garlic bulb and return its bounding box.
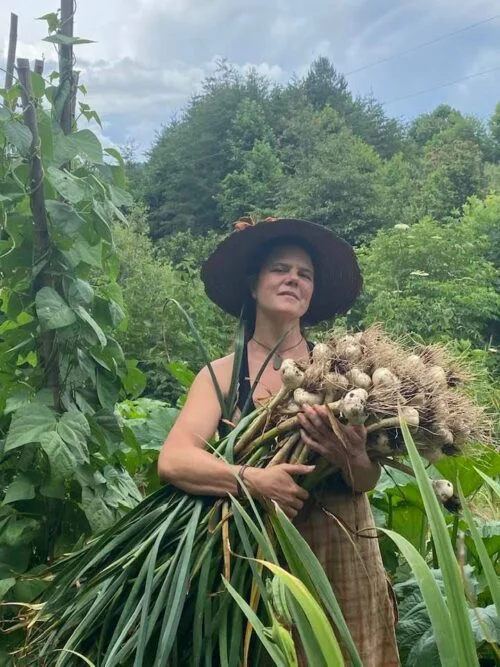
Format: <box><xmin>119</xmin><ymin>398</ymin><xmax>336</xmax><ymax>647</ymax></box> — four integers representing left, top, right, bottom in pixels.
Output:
<box><xmin>372</xmin><ymin>367</ymin><xmax>400</xmax><ymax>388</ymax></box>
<box><xmin>400</xmin><ymin>406</ymin><xmax>420</xmax><ymax>427</ymax></box>
<box><xmin>431</xmin><ymin>479</ymin><xmax>454</xmax><ymax>504</ymax></box>
<box><xmin>346</xmin><ymin>368</ymin><xmax>372</xmax><ymax>390</ymax></box>
<box><xmin>427</xmin><ymin>365</ymin><xmax>447</xmax><ymax>387</ymax></box>
<box><xmin>341</xmin><ymin>388</ymin><xmax>369</xmax><ymax>425</ymax></box>
<box><xmin>293</xmin><ymin>388</ymin><xmax>323</xmax><ymax>406</ymax></box>
<box><xmin>280</xmin><ymin>359</ymin><xmax>305</xmax><ymax>390</ymax></box>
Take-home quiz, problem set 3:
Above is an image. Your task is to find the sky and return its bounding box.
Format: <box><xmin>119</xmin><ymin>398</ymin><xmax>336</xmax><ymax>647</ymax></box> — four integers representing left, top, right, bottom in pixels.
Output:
<box><xmin>1</xmin><ymin>0</ymin><xmax>500</xmax><ymax>158</ymax></box>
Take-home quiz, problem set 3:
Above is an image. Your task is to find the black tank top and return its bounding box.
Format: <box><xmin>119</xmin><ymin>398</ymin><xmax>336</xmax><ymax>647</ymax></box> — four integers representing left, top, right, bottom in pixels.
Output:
<box><xmin>236</xmin><ymin>340</ymin><xmax>315</xmax><ymax>414</ymax></box>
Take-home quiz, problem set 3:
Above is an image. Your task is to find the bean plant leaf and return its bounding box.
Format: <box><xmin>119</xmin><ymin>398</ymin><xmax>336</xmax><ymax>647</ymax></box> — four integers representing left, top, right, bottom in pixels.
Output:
<box><xmin>4</xmin><ymin>405</ymin><xmax>57</xmax><ymax>451</ymax></box>
<box><xmin>4</xmin><ymin>121</ymin><xmax>32</xmax><ymax>154</ymax></box>
<box><xmin>36</xmin><ymin>287</ymin><xmax>76</xmax><ymax>330</ymax></box>
<box><xmin>46</xmin><ymin>166</ymin><xmax>86</xmax><ymax>203</ymax></box>
<box><xmin>3</xmin><ymin>476</ymin><xmax>36</xmax><ymax>504</ymax></box>
<box><xmin>0</xmin><ymin>578</ymin><xmax>16</xmax><ymax>600</ymax></box>
<box><xmin>43</xmin><ymin>34</ymin><xmax>95</xmax><ymax>46</ymax></box>
<box><xmin>53</xmin><ymin>128</ymin><xmax>103</xmax><ymax>165</ymax></box>
<box><xmin>40</xmin><ymin>432</ymin><xmax>77</xmax><ymax>479</ymax></box>
<box><xmin>75</xmin><ymin>305</ymin><xmax>107</xmax><ymax>348</ymax></box>
<box><xmin>57</xmin><ymin>411</ymin><xmax>91</xmax><ymax>459</ymax></box>
<box><xmin>67</xmin><ymin>279</ymin><xmax>95</xmax><ymax>307</ymax></box>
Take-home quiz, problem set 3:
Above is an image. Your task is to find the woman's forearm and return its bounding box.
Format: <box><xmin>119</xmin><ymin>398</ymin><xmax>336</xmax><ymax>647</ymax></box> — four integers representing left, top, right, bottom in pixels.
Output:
<box><xmin>158</xmin><ymin>445</ymin><xmax>242</xmax><ymax>496</ymax></box>
<box><xmin>341</xmin><ymin>455</ymin><xmax>381</xmax><ymax>493</ymax></box>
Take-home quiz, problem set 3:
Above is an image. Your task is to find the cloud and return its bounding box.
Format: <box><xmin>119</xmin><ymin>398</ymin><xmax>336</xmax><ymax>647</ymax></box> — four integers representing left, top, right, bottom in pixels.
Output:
<box><xmin>1</xmin><ymin>0</ymin><xmax>499</xmax><ymax>151</ymax></box>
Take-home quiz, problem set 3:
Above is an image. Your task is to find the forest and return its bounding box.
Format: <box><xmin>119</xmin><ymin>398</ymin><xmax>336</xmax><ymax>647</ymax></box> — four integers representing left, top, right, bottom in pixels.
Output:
<box><xmin>0</xmin><ymin>5</ymin><xmax>499</xmax><ymax>665</ymax></box>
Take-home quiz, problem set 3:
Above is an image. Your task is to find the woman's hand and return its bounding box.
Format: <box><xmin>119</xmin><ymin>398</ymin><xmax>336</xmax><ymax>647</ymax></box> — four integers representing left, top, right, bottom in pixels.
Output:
<box><xmin>298</xmin><ymin>404</ymin><xmax>380</xmax><ymax>492</ymax></box>
<box><xmin>244</xmin><ymin>464</ymin><xmax>314</xmax><ymax>519</ymax></box>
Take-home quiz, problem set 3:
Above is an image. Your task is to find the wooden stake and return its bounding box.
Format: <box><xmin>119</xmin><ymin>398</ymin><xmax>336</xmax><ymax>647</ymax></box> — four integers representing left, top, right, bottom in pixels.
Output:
<box><xmin>59</xmin><ymin>0</ymin><xmax>75</xmax><ymax>135</ymax></box>
<box><xmin>5</xmin><ymin>13</ymin><xmax>18</xmax><ymax>109</ymax></box>
<box><xmin>34</xmin><ymin>59</ymin><xmax>45</xmax><ymax>75</ymax></box>
<box><xmin>16</xmin><ymin>58</ymin><xmax>61</xmax><ymax>411</ymax></box>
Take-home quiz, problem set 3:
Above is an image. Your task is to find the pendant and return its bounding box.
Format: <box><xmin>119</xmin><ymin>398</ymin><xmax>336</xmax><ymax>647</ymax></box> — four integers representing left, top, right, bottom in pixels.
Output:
<box><xmin>273</xmin><ymin>354</ymin><xmax>282</xmax><ymax>371</ymax></box>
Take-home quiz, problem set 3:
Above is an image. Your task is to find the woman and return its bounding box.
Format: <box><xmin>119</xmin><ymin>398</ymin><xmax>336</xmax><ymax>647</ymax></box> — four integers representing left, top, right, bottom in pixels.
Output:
<box><xmin>158</xmin><ymin>217</ymin><xmax>399</xmax><ymax>666</ymax></box>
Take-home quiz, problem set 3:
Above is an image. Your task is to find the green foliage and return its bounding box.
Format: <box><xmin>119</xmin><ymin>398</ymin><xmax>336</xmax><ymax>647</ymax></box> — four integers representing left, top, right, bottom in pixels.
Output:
<box><xmin>0</xmin><ymin>35</ymin><xmax>144</xmax><ymax>612</ymax></box>
<box><xmin>278</xmin><ymin>107</ymin><xmax>387</xmax><ymax>244</ymax></box>
<box><xmin>111</xmin><ymin>209</ymin><xmax>232</xmax><ymax>403</ymax></box>
<box><xmin>356</xmin><ymin>205</ymin><xmax>500</xmax><ymax>345</ymax></box>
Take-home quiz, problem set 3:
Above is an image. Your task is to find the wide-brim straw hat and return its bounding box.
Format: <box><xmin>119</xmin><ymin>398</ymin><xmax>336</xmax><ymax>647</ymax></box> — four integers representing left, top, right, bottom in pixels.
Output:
<box><xmin>200</xmin><ymin>217</ymin><xmax>362</xmax><ymax>325</ymax></box>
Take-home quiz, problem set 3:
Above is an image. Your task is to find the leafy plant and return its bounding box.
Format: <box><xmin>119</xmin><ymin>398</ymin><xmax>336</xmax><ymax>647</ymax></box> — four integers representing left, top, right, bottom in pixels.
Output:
<box><xmin>0</xmin><ymin>13</ymin><xmax>144</xmax><ymax>633</ymax></box>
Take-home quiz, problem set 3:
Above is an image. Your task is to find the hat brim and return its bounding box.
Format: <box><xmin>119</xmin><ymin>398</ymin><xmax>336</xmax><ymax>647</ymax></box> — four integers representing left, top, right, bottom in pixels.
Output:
<box><xmin>200</xmin><ymin>218</ymin><xmax>362</xmax><ymax>325</ymax></box>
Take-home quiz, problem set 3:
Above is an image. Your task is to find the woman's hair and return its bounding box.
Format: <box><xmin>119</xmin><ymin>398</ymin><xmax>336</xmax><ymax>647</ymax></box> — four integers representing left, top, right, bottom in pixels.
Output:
<box><xmin>242</xmin><ymin>236</ymin><xmax>318</xmax><ymax>337</ymax></box>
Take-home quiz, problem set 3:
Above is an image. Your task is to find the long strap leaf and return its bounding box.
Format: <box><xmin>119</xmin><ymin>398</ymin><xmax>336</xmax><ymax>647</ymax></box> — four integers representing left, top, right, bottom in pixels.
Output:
<box><xmin>400</xmin><ymin>413</ymin><xmax>479</xmax><ymax>667</ymax></box>
<box><xmin>165</xmin><ymin>298</ymin><xmax>229</xmax><ymax>417</ymax></box>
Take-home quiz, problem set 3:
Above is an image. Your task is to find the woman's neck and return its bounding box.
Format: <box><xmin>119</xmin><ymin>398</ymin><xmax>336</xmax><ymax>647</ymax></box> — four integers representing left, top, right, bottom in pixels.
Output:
<box><xmin>251</xmin><ymin>313</ymin><xmax>302</xmax><ymax>351</ymax></box>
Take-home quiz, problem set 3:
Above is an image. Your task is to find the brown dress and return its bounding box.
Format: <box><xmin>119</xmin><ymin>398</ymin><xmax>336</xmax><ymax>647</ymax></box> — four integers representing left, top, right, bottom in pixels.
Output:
<box><xmin>236</xmin><ymin>349</ymin><xmax>399</xmax><ymax>665</ymax></box>
<box><xmin>293</xmin><ymin>480</ymin><xmax>400</xmax><ymax>666</ymax></box>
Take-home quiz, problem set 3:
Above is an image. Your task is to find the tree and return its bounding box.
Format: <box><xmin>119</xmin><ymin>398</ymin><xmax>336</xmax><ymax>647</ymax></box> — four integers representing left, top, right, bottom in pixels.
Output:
<box><xmin>141</xmin><ymin>63</ymin><xmax>272</xmax><ymax>238</ymax></box>
<box><xmin>488</xmin><ymin>102</ymin><xmax>500</xmax><ymax>162</ymax></box>
<box><xmin>354</xmin><ymin>213</ymin><xmax>500</xmax><ymax>345</ymax></box>
<box><xmin>419</xmin><ymin>137</ymin><xmax>485</xmax><ymax>220</ymax></box>
<box><xmin>409</xmin><ymin>104</ymin><xmax>486</xmax><ymax>150</ymax></box>
<box><xmin>277</xmin><ymin>107</ymin><xmax>387</xmax><ymax>245</ymax></box>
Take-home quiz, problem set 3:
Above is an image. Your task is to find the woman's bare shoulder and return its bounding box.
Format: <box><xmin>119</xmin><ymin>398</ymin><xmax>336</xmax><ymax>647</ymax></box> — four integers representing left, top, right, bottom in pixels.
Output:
<box><xmin>198</xmin><ymin>353</ymin><xmax>235</xmax><ymax>394</ymax></box>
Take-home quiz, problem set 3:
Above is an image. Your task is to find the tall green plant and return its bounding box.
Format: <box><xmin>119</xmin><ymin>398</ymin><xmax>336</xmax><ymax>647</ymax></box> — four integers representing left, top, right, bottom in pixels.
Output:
<box><xmin>0</xmin><ymin>9</ymin><xmax>144</xmax><ymax>626</ymax></box>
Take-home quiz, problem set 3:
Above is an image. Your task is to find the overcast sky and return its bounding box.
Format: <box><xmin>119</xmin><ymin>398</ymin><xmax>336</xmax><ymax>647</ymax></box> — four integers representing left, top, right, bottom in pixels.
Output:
<box><xmin>1</xmin><ymin>0</ymin><xmax>500</xmax><ymax>157</ymax></box>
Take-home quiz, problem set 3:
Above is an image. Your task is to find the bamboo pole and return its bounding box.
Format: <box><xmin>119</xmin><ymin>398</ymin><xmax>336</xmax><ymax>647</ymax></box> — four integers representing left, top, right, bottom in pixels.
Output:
<box><xmin>34</xmin><ymin>59</ymin><xmax>45</xmax><ymax>75</ymax></box>
<box><xmin>59</xmin><ymin>0</ymin><xmax>75</xmax><ymax>135</ymax></box>
<box><xmin>16</xmin><ymin>58</ymin><xmax>61</xmax><ymax>411</ymax></box>
<box><xmin>5</xmin><ymin>13</ymin><xmax>18</xmax><ymax>109</ymax></box>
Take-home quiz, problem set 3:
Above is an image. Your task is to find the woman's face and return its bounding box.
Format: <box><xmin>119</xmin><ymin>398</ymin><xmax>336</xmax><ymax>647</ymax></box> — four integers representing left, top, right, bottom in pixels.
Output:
<box><xmin>252</xmin><ymin>245</ymin><xmax>315</xmax><ymax>321</ymax></box>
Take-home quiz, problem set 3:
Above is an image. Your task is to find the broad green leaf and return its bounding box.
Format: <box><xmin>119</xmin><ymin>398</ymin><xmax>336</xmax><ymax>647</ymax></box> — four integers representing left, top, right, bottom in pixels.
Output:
<box><xmin>36</xmin><ymin>287</ymin><xmax>76</xmax><ymax>329</ymax></box>
<box><xmin>67</xmin><ymin>279</ymin><xmax>94</xmax><ymax>307</ymax></box>
<box><xmin>46</xmin><ymin>166</ymin><xmax>86</xmax><ymax>203</ymax></box>
<box><xmin>53</xmin><ymin>128</ymin><xmax>103</xmax><ymax>165</ymax></box>
<box><xmin>122</xmin><ymin>360</ymin><xmax>147</xmax><ymax>398</ymax></box>
<box><xmin>4</xmin><ymin>405</ymin><xmax>57</xmax><ymax>451</ymax></box>
<box><xmin>57</xmin><ymin>411</ymin><xmax>90</xmax><ymax>459</ymax></box>
<box><xmin>62</xmin><ymin>239</ymin><xmax>103</xmax><ymax>269</ymax></box>
<box><xmin>166</xmin><ymin>361</ymin><xmax>195</xmax><ymax>389</ymax></box>
<box><xmin>46</xmin><ymin>199</ymin><xmax>88</xmax><ymax>245</ymax></box>
<box><xmin>1</xmin><ymin>517</ymin><xmax>40</xmax><ymax>548</ymax></box>
<box><xmin>0</xmin><ymin>578</ymin><xmax>16</xmax><ymax>600</ymax></box>
<box><xmin>36</xmin><ymin>12</ymin><xmax>60</xmax><ymax>32</ymax></box>
<box><xmin>96</xmin><ymin>370</ymin><xmax>120</xmax><ymax>410</ymax></box>
<box><xmin>30</xmin><ymin>71</ymin><xmax>45</xmax><ymax>98</ymax></box>
<box><xmin>75</xmin><ymin>305</ymin><xmax>107</xmax><ymax>348</ymax></box>
<box><xmin>38</xmin><ymin>109</ymin><xmax>54</xmax><ymax>164</ymax></box>
<box><xmin>40</xmin><ymin>431</ymin><xmax>77</xmax><ymax>479</ymax></box>
<box><xmin>108</xmin><ymin>184</ymin><xmax>133</xmax><ymax>207</ymax></box>
<box><xmin>435</xmin><ymin>449</ymin><xmax>500</xmax><ymax>497</ymax></box>
<box><xmin>43</xmin><ymin>34</ymin><xmax>95</xmax><ymax>46</ymax></box>
<box><xmin>400</xmin><ymin>415</ymin><xmax>479</xmax><ymax>667</ymax></box>
<box><xmin>3</xmin><ymin>476</ymin><xmax>36</xmax><ymax>504</ymax></box>
<box><xmin>4</xmin><ymin>120</ymin><xmax>32</xmax><ymax>154</ymax></box>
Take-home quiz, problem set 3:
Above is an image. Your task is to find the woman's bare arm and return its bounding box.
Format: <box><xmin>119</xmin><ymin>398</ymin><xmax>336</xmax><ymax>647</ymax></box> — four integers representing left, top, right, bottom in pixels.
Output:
<box><xmin>157</xmin><ymin>359</ymin><xmax>314</xmax><ymax>518</ymax></box>
<box><xmin>158</xmin><ymin>364</ymin><xmax>243</xmax><ymax>496</ymax></box>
